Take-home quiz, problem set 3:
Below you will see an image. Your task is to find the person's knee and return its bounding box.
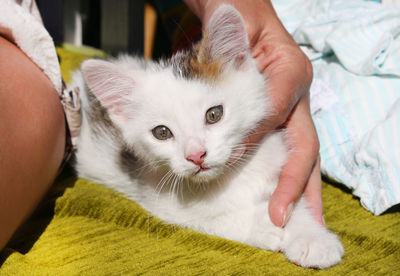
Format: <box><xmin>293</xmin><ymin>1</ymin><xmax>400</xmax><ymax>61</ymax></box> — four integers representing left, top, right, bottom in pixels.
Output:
<box><xmin>0</xmin><ymin>35</ymin><xmax>66</xmax><ymax>250</ymax></box>
<box><xmin>0</xmin><ymin>35</ymin><xmax>66</xmax><ymax>173</ymax></box>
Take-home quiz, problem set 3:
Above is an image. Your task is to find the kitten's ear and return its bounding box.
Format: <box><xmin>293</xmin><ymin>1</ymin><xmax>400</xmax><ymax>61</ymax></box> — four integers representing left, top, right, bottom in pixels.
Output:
<box><xmin>81</xmin><ymin>59</ymin><xmax>135</xmax><ymax>124</ymax></box>
<box><xmin>199</xmin><ymin>4</ymin><xmax>250</xmax><ymax>69</ymax></box>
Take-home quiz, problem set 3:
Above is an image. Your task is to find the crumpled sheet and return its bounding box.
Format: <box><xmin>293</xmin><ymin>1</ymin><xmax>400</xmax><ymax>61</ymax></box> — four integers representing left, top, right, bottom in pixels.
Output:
<box><xmin>272</xmin><ymin>0</ymin><xmax>400</xmax><ymax>214</ymax></box>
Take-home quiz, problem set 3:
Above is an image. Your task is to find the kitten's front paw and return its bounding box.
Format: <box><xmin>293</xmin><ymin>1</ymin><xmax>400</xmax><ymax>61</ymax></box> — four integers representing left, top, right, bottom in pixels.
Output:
<box><xmin>284</xmin><ymin>229</ymin><xmax>344</xmax><ymax>269</ymax></box>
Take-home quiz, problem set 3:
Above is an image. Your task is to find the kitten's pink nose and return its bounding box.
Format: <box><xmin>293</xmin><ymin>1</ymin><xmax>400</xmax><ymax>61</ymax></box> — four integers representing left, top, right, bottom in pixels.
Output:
<box><xmin>186</xmin><ymin>151</ymin><xmax>207</xmax><ymax>166</ymax></box>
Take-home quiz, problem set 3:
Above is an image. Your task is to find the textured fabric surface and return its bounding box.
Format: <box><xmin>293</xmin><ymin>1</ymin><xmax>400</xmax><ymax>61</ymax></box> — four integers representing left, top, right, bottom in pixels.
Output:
<box><xmin>0</xmin><ymin>171</ymin><xmax>399</xmax><ymax>275</ymax></box>
<box><xmin>56</xmin><ymin>43</ymin><xmax>107</xmax><ymax>84</ymax></box>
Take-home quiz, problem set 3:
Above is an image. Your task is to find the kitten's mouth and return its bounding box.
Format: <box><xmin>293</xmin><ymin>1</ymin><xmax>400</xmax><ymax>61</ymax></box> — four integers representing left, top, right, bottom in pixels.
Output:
<box><xmin>194</xmin><ymin>166</ymin><xmax>210</xmax><ymax>175</ymax></box>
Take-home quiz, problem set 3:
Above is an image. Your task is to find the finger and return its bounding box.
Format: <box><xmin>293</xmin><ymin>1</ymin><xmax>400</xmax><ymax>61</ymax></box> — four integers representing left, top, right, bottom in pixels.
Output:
<box><xmin>268</xmin><ymin>143</ymin><xmax>318</xmax><ymax>227</ymax></box>
<box><xmin>303</xmin><ymin>155</ymin><xmax>325</xmax><ymax>227</ymax></box>
<box><xmin>268</xmin><ymin>98</ymin><xmax>320</xmax><ymax>227</ymax></box>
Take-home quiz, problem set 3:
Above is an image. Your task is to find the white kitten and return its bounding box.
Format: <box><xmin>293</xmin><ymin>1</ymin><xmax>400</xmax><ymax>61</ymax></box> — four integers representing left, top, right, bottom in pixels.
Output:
<box><xmin>72</xmin><ymin>4</ymin><xmax>343</xmax><ymax>269</ymax></box>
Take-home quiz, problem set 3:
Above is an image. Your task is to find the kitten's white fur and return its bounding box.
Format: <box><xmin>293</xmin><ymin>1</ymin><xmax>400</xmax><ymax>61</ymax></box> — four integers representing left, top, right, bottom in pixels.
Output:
<box><xmin>72</xmin><ymin>4</ymin><xmax>343</xmax><ymax>269</ymax></box>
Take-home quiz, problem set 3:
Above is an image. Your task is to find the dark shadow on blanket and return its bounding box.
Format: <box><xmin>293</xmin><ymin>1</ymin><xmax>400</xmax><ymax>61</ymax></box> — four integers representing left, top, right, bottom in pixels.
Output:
<box><xmin>322</xmin><ymin>175</ymin><xmax>356</xmax><ymax>197</ymax></box>
<box><xmin>0</xmin><ymin>164</ymin><xmax>77</xmax><ymax>265</ymax></box>
<box><xmin>322</xmin><ymin>175</ymin><xmax>399</xmax><ymax>215</ymax></box>
<box><xmin>384</xmin><ymin>204</ymin><xmax>400</xmax><ymax>214</ymax></box>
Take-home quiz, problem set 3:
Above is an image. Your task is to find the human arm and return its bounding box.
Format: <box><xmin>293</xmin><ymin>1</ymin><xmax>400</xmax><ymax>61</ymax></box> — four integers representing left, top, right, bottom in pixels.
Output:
<box><xmin>183</xmin><ymin>0</ymin><xmax>323</xmax><ymax>227</ymax></box>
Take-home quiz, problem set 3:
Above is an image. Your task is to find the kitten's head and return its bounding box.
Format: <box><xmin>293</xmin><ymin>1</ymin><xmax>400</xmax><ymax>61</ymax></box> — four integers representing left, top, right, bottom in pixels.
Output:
<box><xmin>81</xmin><ymin>4</ymin><xmax>269</xmax><ymax>183</ymax></box>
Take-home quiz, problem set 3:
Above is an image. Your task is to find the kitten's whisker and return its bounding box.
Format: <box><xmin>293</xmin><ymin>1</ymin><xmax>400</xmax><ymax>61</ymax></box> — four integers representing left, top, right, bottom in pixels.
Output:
<box><xmin>169</xmin><ymin>173</ymin><xmax>180</xmax><ymax>200</ymax></box>
<box><xmin>232</xmin><ymin>144</ymin><xmax>260</xmax><ymax>152</ymax></box>
<box><xmin>236</xmin><ymin>142</ymin><xmax>262</xmax><ymax>147</ymax></box>
<box><xmin>169</xmin><ymin>174</ymin><xmax>178</xmax><ymax>198</ymax></box>
<box><xmin>141</xmin><ymin>159</ymin><xmax>168</xmax><ymax>170</ymax></box>
<box><xmin>171</xmin><ymin>19</ymin><xmax>192</xmax><ymax>55</ymax></box>
<box><xmin>174</xmin><ymin>174</ymin><xmax>183</xmax><ymax>200</ymax></box>
<box><xmin>134</xmin><ymin>159</ymin><xmax>169</xmax><ymax>177</ymax></box>
<box><xmin>178</xmin><ymin>175</ymin><xmax>184</xmax><ymax>201</ymax></box>
<box><xmin>155</xmin><ymin>170</ymin><xmax>174</xmax><ymax>197</ymax></box>
<box><xmin>173</xmin><ymin>174</ymin><xmax>180</xmax><ymax>200</ymax></box>
<box><xmin>155</xmin><ymin>170</ymin><xmax>170</xmax><ymax>191</ymax></box>
<box><xmin>224</xmin><ymin>158</ymin><xmax>247</xmax><ymax>175</ymax></box>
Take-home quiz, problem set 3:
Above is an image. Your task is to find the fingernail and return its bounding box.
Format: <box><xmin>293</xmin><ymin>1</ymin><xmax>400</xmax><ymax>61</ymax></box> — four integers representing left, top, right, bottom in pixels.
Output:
<box><xmin>322</xmin><ymin>216</ymin><xmax>326</xmax><ymax>227</ymax></box>
<box><xmin>281</xmin><ymin>202</ymin><xmax>294</xmax><ymax>228</ymax></box>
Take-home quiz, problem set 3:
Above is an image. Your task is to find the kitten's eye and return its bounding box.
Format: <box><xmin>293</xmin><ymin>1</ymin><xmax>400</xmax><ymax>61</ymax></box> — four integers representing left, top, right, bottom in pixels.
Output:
<box><xmin>206</xmin><ymin>105</ymin><xmax>223</xmax><ymax>124</ymax></box>
<box><xmin>152</xmin><ymin>125</ymin><xmax>173</xmax><ymax>140</ymax></box>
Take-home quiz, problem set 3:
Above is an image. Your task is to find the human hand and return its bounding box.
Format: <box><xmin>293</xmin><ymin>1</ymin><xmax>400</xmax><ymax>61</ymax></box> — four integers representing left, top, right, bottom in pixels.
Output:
<box><xmin>185</xmin><ymin>0</ymin><xmax>324</xmax><ymax>227</ymax></box>
<box><xmin>249</xmin><ymin>13</ymin><xmax>323</xmax><ymax>227</ymax></box>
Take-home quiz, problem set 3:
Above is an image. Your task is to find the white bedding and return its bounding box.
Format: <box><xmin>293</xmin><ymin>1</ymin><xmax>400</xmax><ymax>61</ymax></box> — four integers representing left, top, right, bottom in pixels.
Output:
<box><xmin>272</xmin><ymin>0</ymin><xmax>400</xmax><ymax>214</ymax></box>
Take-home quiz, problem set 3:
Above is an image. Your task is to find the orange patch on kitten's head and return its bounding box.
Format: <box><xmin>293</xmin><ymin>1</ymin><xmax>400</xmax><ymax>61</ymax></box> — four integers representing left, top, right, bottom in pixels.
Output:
<box><xmin>189</xmin><ymin>56</ymin><xmax>221</xmax><ymax>81</ymax></box>
<box><xmin>170</xmin><ymin>45</ymin><xmax>223</xmax><ymax>83</ymax></box>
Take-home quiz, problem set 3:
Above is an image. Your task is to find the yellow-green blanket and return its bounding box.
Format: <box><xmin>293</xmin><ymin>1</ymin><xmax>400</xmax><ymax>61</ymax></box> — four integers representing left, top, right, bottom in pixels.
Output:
<box><xmin>1</xmin><ymin>45</ymin><xmax>398</xmax><ymax>275</ymax></box>
<box><xmin>1</xmin><ymin>167</ymin><xmax>399</xmax><ymax>275</ymax></box>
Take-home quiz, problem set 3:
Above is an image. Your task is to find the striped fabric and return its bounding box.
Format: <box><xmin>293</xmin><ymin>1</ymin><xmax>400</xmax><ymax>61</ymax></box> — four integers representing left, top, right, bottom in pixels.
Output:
<box><xmin>271</xmin><ymin>0</ymin><xmax>400</xmax><ymax>214</ymax></box>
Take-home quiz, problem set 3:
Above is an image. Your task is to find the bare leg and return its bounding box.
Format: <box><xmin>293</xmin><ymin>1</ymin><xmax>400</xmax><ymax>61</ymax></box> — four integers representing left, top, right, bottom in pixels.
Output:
<box><xmin>0</xmin><ymin>36</ymin><xmax>66</xmax><ymax>250</ymax></box>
